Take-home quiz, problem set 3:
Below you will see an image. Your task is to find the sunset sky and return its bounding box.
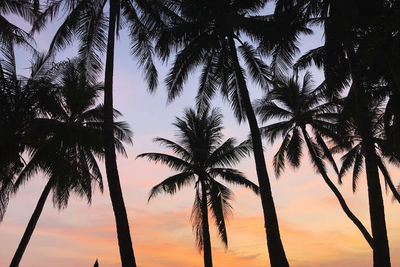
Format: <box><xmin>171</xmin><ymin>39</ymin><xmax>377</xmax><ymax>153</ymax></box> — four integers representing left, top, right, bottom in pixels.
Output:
<box><xmin>0</xmin><ymin>7</ymin><xmax>399</xmax><ymax>267</ymax></box>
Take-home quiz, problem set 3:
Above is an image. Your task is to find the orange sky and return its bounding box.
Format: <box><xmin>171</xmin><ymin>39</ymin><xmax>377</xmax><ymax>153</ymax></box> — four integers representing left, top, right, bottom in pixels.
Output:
<box><xmin>1</xmin><ymin>145</ymin><xmax>399</xmax><ymax>266</ymax></box>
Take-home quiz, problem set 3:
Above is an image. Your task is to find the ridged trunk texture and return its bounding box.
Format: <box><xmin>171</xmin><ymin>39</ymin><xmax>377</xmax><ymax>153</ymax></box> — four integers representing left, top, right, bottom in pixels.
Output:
<box><xmin>103</xmin><ymin>1</ymin><xmax>136</xmax><ymax>266</ymax></box>
<box><xmin>10</xmin><ymin>179</ymin><xmax>52</xmax><ymax>267</ymax></box>
<box><xmin>228</xmin><ymin>36</ymin><xmax>289</xmax><ymax>267</ymax></box>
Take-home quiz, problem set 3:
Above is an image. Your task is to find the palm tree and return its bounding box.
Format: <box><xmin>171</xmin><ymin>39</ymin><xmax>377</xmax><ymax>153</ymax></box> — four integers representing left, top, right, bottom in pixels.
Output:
<box><xmin>0</xmin><ymin>51</ymin><xmax>59</xmax><ymax>222</ymax></box>
<box><xmin>0</xmin><ymin>0</ymin><xmax>39</xmax><ymax>217</ymax></box>
<box><xmin>9</xmin><ymin>60</ymin><xmax>132</xmax><ymax>266</ymax></box>
<box><xmin>154</xmin><ymin>1</ymin><xmax>311</xmax><ymax>265</ymax></box>
<box><xmin>33</xmin><ymin>1</ymin><xmax>165</xmax><ymax>264</ymax></box>
<box><xmin>333</xmin><ymin>96</ymin><xmax>400</xmax><ymax>204</ymax></box>
<box><xmin>137</xmin><ymin>108</ymin><xmax>259</xmax><ymax>267</ymax></box>
<box><xmin>290</xmin><ymin>1</ymin><xmax>394</xmax><ymax>264</ymax></box>
<box><xmin>255</xmin><ymin>72</ymin><xmax>373</xmax><ymax>248</ymax></box>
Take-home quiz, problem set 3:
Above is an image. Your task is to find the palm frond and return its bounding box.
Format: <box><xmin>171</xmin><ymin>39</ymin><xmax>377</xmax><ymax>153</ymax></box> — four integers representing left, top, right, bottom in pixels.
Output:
<box><xmin>136</xmin><ymin>153</ymin><xmax>191</xmax><ymax>171</ymax></box>
<box><xmin>273</xmin><ymin>132</ymin><xmax>291</xmax><ymax>177</ymax></box>
<box><xmin>293</xmin><ymin>46</ymin><xmax>325</xmax><ymax>72</ymax></box>
<box><xmin>209</xmin><ymin>169</ymin><xmax>259</xmax><ymax>195</ymax></box>
<box><xmin>153</xmin><ymin>137</ymin><xmax>192</xmax><ymax>161</ymax></box>
<box><xmin>165</xmin><ymin>37</ymin><xmax>208</xmax><ymax>102</ymax></box>
<box><xmin>148</xmin><ymin>172</ymin><xmax>195</xmax><ymax>201</ymax></box>
<box><xmin>77</xmin><ymin>2</ymin><xmax>107</xmax><ymax>84</ymax></box>
<box><xmin>190</xmin><ymin>188</ymin><xmax>204</xmax><ymax>250</ymax></box>
<box><xmin>208</xmin><ymin>179</ymin><xmax>233</xmax><ymax>247</ymax></box>
<box><xmin>259</xmin><ymin>120</ymin><xmax>294</xmax><ymax>144</ymax></box>
<box><xmin>352</xmin><ymin>151</ymin><xmax>364</xmax><ymax>192</ymax></box>
<box><xmin>286</xmin><ymin>127</ymin><xmax>303</xmax><ymax>168</ymax></box>
<box><xmin>208</xmin><ymin>138</ymin><xmax>250</xmax><ymax>168</ymax></box>
<box><xmin>238</xmin><ymin>42</ymin><xmax>271</xmax><ymax>89</ymax></box>
<box><xmin>339</xmin><ymin>144</ymin><xmax>361</xmax><ymax>184</ymax></box>
<box><xmin>122</xmin><ymin>0</ymin><xmax>158</xmax><ymax>91</ymax></box>
<box><xmin>196</xmin><ymin>51</ymin><xmax>219</xmax><ymax>112</ymax></box>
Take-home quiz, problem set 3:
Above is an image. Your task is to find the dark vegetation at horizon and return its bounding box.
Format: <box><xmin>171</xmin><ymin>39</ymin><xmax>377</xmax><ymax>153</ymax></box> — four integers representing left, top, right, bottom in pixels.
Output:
<box><xmin>0</xmin><ymin>0</ymin><xmax>399</xmax><ymax>266</ymax></box>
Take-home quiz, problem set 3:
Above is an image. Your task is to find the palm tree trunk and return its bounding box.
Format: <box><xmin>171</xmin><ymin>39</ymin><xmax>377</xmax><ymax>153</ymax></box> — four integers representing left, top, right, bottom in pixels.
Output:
<box><xmin>10</xmin><ymin>179</ymin><xmax>53</xmax><ymax>267</ymax></box>
<box><xmin>344</xmin><ymin>37</ymin><xmax>391</xmax><ymax>266</ymax></box>
<box><xmin>362</xmin><ymin>136</ymin><xmax>390</xmax><ymax>267</ymax></box>
<box><xmin>103</xmin><ymin>1</ymin><xmax>136</xmax><ymax>266</ymax></box>
<box><xmin>201</xmin><ymin>181</ymin><xmax>213</xmax><ymax>267</ymax></box>
<box><xmin>228</xmin><ymin>35</ymin><xmax>289</xmax><ymax>267</ymax></box>
<box><xmin>300</xmin><ymin>127</ymin><xmax>373</xmax><ymax>248</ymax></box>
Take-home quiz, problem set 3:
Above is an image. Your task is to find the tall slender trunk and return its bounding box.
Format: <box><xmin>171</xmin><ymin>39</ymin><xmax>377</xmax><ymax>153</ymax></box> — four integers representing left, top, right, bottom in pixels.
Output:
<box><xmin>228</xmin><ymin>35</ymin><xmax>289</xmax><ymax>267</ymax></box>
<box><xmin>201</xmin><ymin>181</ymin><xmax>213</xmax><ymax>267</ymax></box>
<box><xmin>104</xmin><ymin>1</ymin><xmax>136</xmax><ymax>266</ymax></box>
<box><xmin>343</xmin><ymin>35</ymin><xmax>391</xmax><ymax>266</ymax></box>
<box><xmin>300</xmin><ymin>127</ymin><xmax>373</xmax><ymax>248</ymax></box>
<box><xmin>10</xmin><ymin>179</ymin><xmax>53</xmax><ymax>267</ymax></box>
<box><xmin>362</xmin><ymin>134</ymin><xmax>390</xmax><ymax>267</ymax></box>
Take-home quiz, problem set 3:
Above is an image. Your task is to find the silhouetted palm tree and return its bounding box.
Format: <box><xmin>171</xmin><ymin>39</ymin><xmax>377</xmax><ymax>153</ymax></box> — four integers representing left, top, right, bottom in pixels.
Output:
<box><xmin>255</xmin><ymin>72</ymin><xmax>373</xmax><ymax>248</ymax></box>
<box><xmin>0</xmin><ymin>52</ymin><xmax>59</xmax><ymax>221</ymax></box>
<box><xmin>137</xmin><ymin>108</ymin><xmax>259</xmax><ymax>267</ymax></box>
<box><xmin>0</xmin><ymin>0</ymin><xmax>38</xmax><ymax>188</ymax></box>
<box><xmin>154</xmin><ymin>1</ymin><xmax>311</xmax><ymax>265</ymax></box>
<box><xmin>290</xmin><ymin>1</ymin><xmax>393</xmax><ymax>264</ymax></box>
<box><xmin>333</xmin><ymin>96</ymin><xmax>400</xmax><ymax>204</ymax></box>
<box><xmin>9</xmin><ymin>60</ymin><xmax>132</xmax><ymax>267</ymax></box>
<box><xmin>33</xmin><ymin>1</ymin><xmax>164</xmax><ymax>264</ymax></box>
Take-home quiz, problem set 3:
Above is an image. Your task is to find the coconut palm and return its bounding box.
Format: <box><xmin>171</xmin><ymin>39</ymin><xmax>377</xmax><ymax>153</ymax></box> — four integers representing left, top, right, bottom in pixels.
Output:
<box><xmin>33</xmin><ymin>0</ymin><xmax>165</xmax><ymax>264</ymax></box>
<box><xmin>137</xmin><ymin>108</ymin><xmax>259</xmax><ymax>267</ymax></box>
<box><xmin>255</xmin><ymin>72</ymin><xmax>374</xmax><ymax>248</ymax></box>
<box><xmin>334</xmin><ymin>95</ymin><xmax>400</xmax><ymax>204</ymax></box>
<box><xmin>154</xmin><ymin>1</ymin><xmax>311</xmax><ymax>265</ymax></box>
<box><xmin>289</xmin><ymin>1</ymin><xmax>394</xmax><ymax>264</ymax></box>
<box><xmin>9</xmin><ymin>60</ymin><xmax>132</xmax><ymax>266</ymax></box>
<box><xmin>0</xmin><ymin>51</ymin><xmax>60</xmax><ymax>222</ymax></box>
<box><xmin>0</xmin><ymin>0</ymin><xmax>39</xmax><ymax>186</ymax></box>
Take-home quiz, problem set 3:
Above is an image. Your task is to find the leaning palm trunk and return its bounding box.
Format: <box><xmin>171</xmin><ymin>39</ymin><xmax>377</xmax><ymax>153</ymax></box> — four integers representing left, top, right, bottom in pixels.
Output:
<box><xmin>228</xmin><ymin>36</ymin><xmax>289</xmax><ymax>267</ymax></box>
<box><xmin>103</xmin><ymin>2</ymin><xmax>136</xmax><ymax>266</ymax></box>
<box><xmin>201</xmin><ymin>181</ymin><xmax>213</xmax><ymax>267</ymax></box>
<box><xmin>10</xmin><ymin>179</ymin><xmax>53</xmax><ymax>267</ymax></box>
<box><xmin>345</xmin><ymin>42</ymin><xmax>391</xmax><ymax>267</ymax></box>
<box><xmin>300</xmin><ymin>127</ymin><xmax>373</xmax><ymax>248</ymax></box>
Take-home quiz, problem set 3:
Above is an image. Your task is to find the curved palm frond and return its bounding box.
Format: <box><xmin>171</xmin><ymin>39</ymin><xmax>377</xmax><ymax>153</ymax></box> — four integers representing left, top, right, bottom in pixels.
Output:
<box><xmin>136</xmin><ymin>152</ymin><xmax>191</xmax><ymax>171</ymax></box>
<box><xmin>208</xmin><ymin>179</ymin><xmax>233</xmax><ymax>247</ymax></box>
<box><xmin>209</xmin><ymin>169</ymin><xmax>259</xmax><ymax>195</ymax></box>
<box><xmin>148</xmin><ymin>171</ymin><xmax>195</xmax><ymax>201</ymax></box>
<box><xmin>153</xmin><ymin>137</ymin><xmax>192</xmax><ymax>161</ymax></box>
<box><xmin>273</xmin><ymin>132</ymin><xmax>291</xmax><ymax>177</ymax></box>
<box><xmin>339</xmin><ymin>144</ymin><xmax>362</xmax><ymax>184</ymax></box>
<box><xmin>207</xmin><ymin>138</ymin><xmax>250</xmax><ymax>168</ymax></box>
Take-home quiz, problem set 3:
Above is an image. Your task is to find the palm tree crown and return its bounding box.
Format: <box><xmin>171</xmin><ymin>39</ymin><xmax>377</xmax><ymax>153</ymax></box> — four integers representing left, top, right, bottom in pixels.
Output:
<box><xmin>256</xmin><ymin>72</ymin><xmax>337</xmax><ymax>176</ymax></box>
